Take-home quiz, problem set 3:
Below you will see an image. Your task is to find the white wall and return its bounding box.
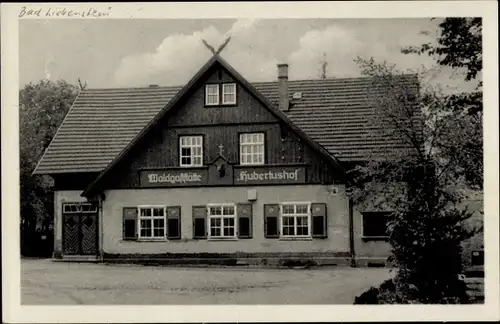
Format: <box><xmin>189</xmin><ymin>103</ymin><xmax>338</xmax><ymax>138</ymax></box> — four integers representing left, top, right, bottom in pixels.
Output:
<box><xmin>101</xmin><ymin>184</ymin><xmax>351</xmax><ymax>255</ymax></box>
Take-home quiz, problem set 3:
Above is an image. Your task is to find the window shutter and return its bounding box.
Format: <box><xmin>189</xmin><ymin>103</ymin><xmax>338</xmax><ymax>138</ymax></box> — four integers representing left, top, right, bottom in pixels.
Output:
<box><xmin>192</xmin><ymin>205</ymin><xmax>207</xmax><ymax>239</ymax></box>
<box><xmin>311</xmin><ymin>203</ymin><xmax>327</xmax><ymax>238</ymax></box>
<box><xmin>264</xmin><ymin>204</ymin><xmax>279</xmax><ymax>238</ymax></box>
<box><xmin>123</xmin><ymin>207</ymin><xmax>138</xmax><ymax>240</ymax></box>
<box><xmin>237</xmin><ymin>203</ymin><xmax>253</xmax><ymax>239</ymax></box>
<box><xmin>166</xmin><ymin>206</ymin><xmax>181</xmax><ymax>240</ymax></box>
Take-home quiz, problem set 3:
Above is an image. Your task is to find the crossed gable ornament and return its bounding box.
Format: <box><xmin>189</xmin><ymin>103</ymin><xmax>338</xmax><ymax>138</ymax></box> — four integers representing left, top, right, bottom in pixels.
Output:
<box><xmin>201</xmin><ymin>36</ymin><xmax>232</xmax><ymax>55</ymax></box>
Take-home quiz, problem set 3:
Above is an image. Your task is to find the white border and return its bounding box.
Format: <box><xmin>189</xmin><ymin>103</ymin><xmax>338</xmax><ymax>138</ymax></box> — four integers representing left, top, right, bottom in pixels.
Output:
<box><xmin>2</xmin><ymin>1</ymin><xmax>499</xmax><ymax>323</ymax></box>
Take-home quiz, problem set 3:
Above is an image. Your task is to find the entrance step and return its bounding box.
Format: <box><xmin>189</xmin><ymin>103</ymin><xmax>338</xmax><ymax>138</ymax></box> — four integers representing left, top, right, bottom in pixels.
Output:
<box><xmin>55</xmin><ymin>255</ymin><xmax>100</xmax><ymax>262</ymax></box>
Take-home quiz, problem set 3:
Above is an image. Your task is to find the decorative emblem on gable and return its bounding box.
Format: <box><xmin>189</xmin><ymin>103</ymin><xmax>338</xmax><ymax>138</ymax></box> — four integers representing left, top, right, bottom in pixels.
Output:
<box><xmin>202</xmin><ymin>37</ymin><xmax>232</xmax><ymax>55</ymax></box>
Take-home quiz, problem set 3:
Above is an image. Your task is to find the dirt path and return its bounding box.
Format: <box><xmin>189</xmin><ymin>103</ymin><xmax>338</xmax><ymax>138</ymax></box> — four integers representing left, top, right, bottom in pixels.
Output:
<box><xmin>21</xmin><ymin>259</ymin><xmax>393</xmax><ymax>305</ymax></box>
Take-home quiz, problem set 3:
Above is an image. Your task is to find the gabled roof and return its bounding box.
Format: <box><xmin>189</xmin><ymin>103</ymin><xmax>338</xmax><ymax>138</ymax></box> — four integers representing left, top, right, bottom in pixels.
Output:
<box><xmin>33</xmin><ymin>57</ymin><xmax>418</xmax><ymax>185</ymax></box>
<box><xmin>33</xmin><ymin>76</ymin><xmax>417</xmax><ymax>176</ymax></box>
<box><xmin>80</xmin><ymin>54</ymin><xmax>348</xmax><ymax>197</ymax></box>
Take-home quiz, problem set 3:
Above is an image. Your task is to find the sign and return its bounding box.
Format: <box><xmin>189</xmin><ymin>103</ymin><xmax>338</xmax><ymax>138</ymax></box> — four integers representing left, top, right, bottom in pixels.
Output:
<box><xmin>234</xmin><ymin>166</ymin><xmax>306</xmax><ymax>185</ymax></box>
<box><xmin>140</xmin><ymin>169</ymin><xmax>208</xmax><ymax>187</ymax></box>
<box><xmin>140</xmin><ymin>166</ymin><xmax>306</xmax><ymax>187</ymax></box>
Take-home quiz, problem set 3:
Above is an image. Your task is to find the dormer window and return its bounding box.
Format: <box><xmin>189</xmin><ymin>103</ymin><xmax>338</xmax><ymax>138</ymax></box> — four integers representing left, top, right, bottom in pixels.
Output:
<box><xmin>205</xmin><ymin>84</ymin><xmax>219</xmax><ymax>106</ymax></box>
<box><xmin>205</xmin><ymin>83</ymin><xmax>237</xmax><ymax>106</ymax></box>
<box><xmin>222</xmin><ymin>83</ymin><xmax>236</xmax><ymax>105</ymax></box>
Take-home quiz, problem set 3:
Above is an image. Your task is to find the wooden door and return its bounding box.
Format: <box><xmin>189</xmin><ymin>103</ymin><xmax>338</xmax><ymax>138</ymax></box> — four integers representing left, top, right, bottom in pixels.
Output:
<box><xmin>80</xmin><ymin>213</ymin><xmax>97</xmax><ymax>254</ymax></box>
<box><xmin>62</xmin><ymin>203</ymin><xmax>98</xmax><ymax>255</ymax></box>
<box><xmin>63</xmin><ymin>213</ymin><xmax>81</xmax><ymax>255</ymax></box>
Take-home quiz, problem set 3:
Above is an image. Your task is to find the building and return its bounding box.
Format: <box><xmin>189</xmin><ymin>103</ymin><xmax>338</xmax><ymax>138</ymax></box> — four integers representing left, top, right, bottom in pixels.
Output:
<box><xmin>34</xmin><ymin>53</ymin><xmax>421</xmax><ymax>266</ymax></box>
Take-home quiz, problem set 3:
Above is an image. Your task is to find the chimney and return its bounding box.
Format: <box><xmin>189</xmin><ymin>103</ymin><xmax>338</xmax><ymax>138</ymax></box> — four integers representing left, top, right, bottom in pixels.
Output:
<box><xmin>277</xmin><ymin>63</ymin><xmax>289</xmax><ymax>111</ymax></box>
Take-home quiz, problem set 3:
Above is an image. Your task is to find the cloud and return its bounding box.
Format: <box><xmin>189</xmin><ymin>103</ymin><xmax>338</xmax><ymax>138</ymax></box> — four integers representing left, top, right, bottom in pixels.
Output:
<box><xmin>288</xmin><ymin>24</ymin><xmax>365</xmax><ymax>80</ymax></box>
<box><xmin>113</xmin><ymin>19</ymin><xmax>277</xmax><ymax>87</ymax></box>
<box><xmin>113</xmin><ymin>19</ymin><xmax>476</xmax><ymax>92</ymax></box>
<box><xmin>287</xmin><ymin>22</ymin><xmax>444</xmax><ymax>80</ymax></box>
<box><xmin>113</xmin><ymin>25</ymin><xmax>217</xmax><ymax>86</ymax></box>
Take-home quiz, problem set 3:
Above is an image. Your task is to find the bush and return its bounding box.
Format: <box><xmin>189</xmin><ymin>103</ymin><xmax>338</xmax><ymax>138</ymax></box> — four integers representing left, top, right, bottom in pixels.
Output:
<box><xmin>20</xmin><ymin>225</ymin><xmax>53</xmax><ymax>258</ymax></box>
<box><xmin>354</xmin><ymin>277</ymin><xmax>470</xmax><ymax>304</ymax></box>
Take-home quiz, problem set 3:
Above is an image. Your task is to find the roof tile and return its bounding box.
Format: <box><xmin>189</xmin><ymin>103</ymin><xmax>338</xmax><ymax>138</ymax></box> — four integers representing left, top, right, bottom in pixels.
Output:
<box><xmin>34</xmin><ymin>76</ymin><xmax>417</xmax><ymax>174</ymax></box>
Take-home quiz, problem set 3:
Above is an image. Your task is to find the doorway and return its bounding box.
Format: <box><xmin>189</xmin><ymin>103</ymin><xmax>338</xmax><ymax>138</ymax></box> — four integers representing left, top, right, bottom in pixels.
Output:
<box><xmin>62</xmin><ymin>202</ymin><xmax>98</xmax><ymax>255</ymax></box>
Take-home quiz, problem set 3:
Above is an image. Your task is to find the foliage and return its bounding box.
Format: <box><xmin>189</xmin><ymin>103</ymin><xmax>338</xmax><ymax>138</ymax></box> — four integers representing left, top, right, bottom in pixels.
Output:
<box><xmin>20</xmin><ymin>79</ymin><xmax>79</xmax><ymax>256</ymax></box>
<box><xmin>401</xmin><ymin>18</ymin><xmax>482</xmax><ymax>83</ymax></box>
<box><xmin>354</xmin><ymin>276</ymin><xmax>469</xmax><ymax>304</ymax></box>
<box><xmin>402</xmin><ymin>17</ymin><xmax>483</xmax><ymax>191</ymax></box>
<box><xmin>348</xmin><ymin>58</ymin><xmax>482</xmax><ymax>304</ymax></box>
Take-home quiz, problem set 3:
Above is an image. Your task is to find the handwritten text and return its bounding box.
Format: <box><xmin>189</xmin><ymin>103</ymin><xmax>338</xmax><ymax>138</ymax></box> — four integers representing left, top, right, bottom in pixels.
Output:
<box><xmin>19</xmin><ymin>6</ymin><xmax>112</xmax><ymax>18</ymax></box>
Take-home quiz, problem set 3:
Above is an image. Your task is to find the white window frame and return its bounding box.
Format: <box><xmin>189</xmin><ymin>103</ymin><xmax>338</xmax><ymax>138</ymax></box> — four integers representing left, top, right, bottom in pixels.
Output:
<box><xmin>239</xmin><ymin>133</ymin><xmax>265</xmax><ymax>165</ymax></box>
<box><xmin>63</xmin><ymin>202</ymin><xmax>98</xmax><ymax>214</ymax></box>
<box><xmin>207</xmin><ymin>203</ymin><xmax>237</xmax><ymax>239</ymax></box>
<box><xmin>361</xmin><ymin>212</ymin><xmax>391</xmax><ymax>239</ymax></box>
<box><xmin>222</xmin><ymin>83</ymin><xmax>237</xmax><ymax>105</ymax></box>
<box><xmin>179</xmin><ymin>135</ymin><xmax>203</xmax><ymax>167</ymax></box>
<box><xmin>205</xmin><ymin>84</ymin><xmax>219</xmax><ymax>106</ymax></box>
<box><xmin>279</xmin><ymin>202</ymin><xmax>312</xmax><ymax>238</ymax></box>
<box><xmin>137</xmin><ymin>205</ymin><xmax>166</xmax><ymax>240</ymax></box>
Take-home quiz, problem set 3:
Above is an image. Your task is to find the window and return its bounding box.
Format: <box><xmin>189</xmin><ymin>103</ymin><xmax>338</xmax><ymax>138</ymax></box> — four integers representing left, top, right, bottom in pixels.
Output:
<box><xmin>179</xmin><ymin>136</ymin><xmax>203</xmax><ymax>167</ymax></box>
<box><xmin>280</xmin><ymin>203</ymin><xmax>311</xmax><ymax>238</ymax></box>
<box><xmin>205</xmin><ymin>84</ymin><xmax>219</xmax><ymax>106</ymax></box>
<box><xmin>205</xmin><ymin>83</ymin><xmax>237</xmax><ymax>106</ymax></box>
<box><xmin>208</xmin><ymin>204</ymin><xmax>237</xmax><ymax>239</ymax></box>
<box><xmin>222</xmin><ymin>83</ymin><xmax>236</xmax><ymax>104</ymax></box>
<box><xmin>63</xmin><ymin>202</ymin><xmax>97</xmax><ymax>214</ymax></box>
<box><xmin>138</xmin><ymin>206</ymin><xmax>166</xmax><ymax>239</ymax></box>
<box><xmin>123</xmin><ymin>206</ymin><xmax>182</xmax><ymax>241</ymax></box>
<box><xmin>362</xmin><ymin>212</ymin><xmax>390</xmax><ymax>238</ymax></box>
<box><xmin>240</xmin><ymin>133</ymin><xmax>265</xmax><ymax>165</ymax></box>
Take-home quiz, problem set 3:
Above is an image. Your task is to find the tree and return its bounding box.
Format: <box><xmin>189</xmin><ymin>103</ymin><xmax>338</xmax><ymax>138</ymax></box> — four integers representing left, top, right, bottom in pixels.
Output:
<box><xmin>402</xmin><ymin>18</ymin><xmax>482</xmax><ymax>84</ymax></box>
<box><xmin>402</xmin><ymin>17</ymin><xmax>483</xmax><ymax>189</ymax></box>
<box><xmin>350</xmin><ymin>58</ymin><xmax>482</xmax><ymax>304</ymax></box>
<box><xmin>19</xmin><ymin>79</ymin><xmax>79</xmax><ymax>256</ymax></box>
<box><xmin>353</xmin><ymin>17</ymin><xmax>485</xmax><ymax>304</ymax></box>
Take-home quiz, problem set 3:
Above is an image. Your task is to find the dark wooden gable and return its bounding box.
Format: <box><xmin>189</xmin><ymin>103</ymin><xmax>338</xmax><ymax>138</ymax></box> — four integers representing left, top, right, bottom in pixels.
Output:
<box><xmin>83</xmin><ymin>55</ymin><xmax>346</xmax><ymax>196</ymax></box>
<box><xmin>167</xmin><ymin>63</ymin><xmax>280</xmax><ymax>127</ymax></box>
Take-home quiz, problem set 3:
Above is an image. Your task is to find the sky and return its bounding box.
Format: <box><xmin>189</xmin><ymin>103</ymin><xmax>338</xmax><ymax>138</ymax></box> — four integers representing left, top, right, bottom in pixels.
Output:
<box><xmin>19</xmin><ymin>18</ymin><xmax>479</xmax><ymax>92</ymax></box>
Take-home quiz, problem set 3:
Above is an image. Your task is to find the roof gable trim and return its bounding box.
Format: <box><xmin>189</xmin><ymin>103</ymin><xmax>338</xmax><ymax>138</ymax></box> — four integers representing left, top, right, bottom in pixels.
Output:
<box><xmin>82</xmin><ymin>55</ymin><xmax>347</xmax><ymax>197</ymax></box>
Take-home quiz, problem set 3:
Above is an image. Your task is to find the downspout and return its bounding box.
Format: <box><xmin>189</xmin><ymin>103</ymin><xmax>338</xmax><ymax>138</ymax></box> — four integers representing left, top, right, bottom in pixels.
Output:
<box><xmin>98</xmin><ymin>192</ymin><xmax>105</xmax><ymax>261</ymax></box>
<box><xmin>52</xmin><ymin>187</ymin><xmax>60</xmax><ymax>259</ymax></box>
<box><xmin>348</xmin><ymin>197</ymin><xmax>356</xmax><ymax>267</ymax></box>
